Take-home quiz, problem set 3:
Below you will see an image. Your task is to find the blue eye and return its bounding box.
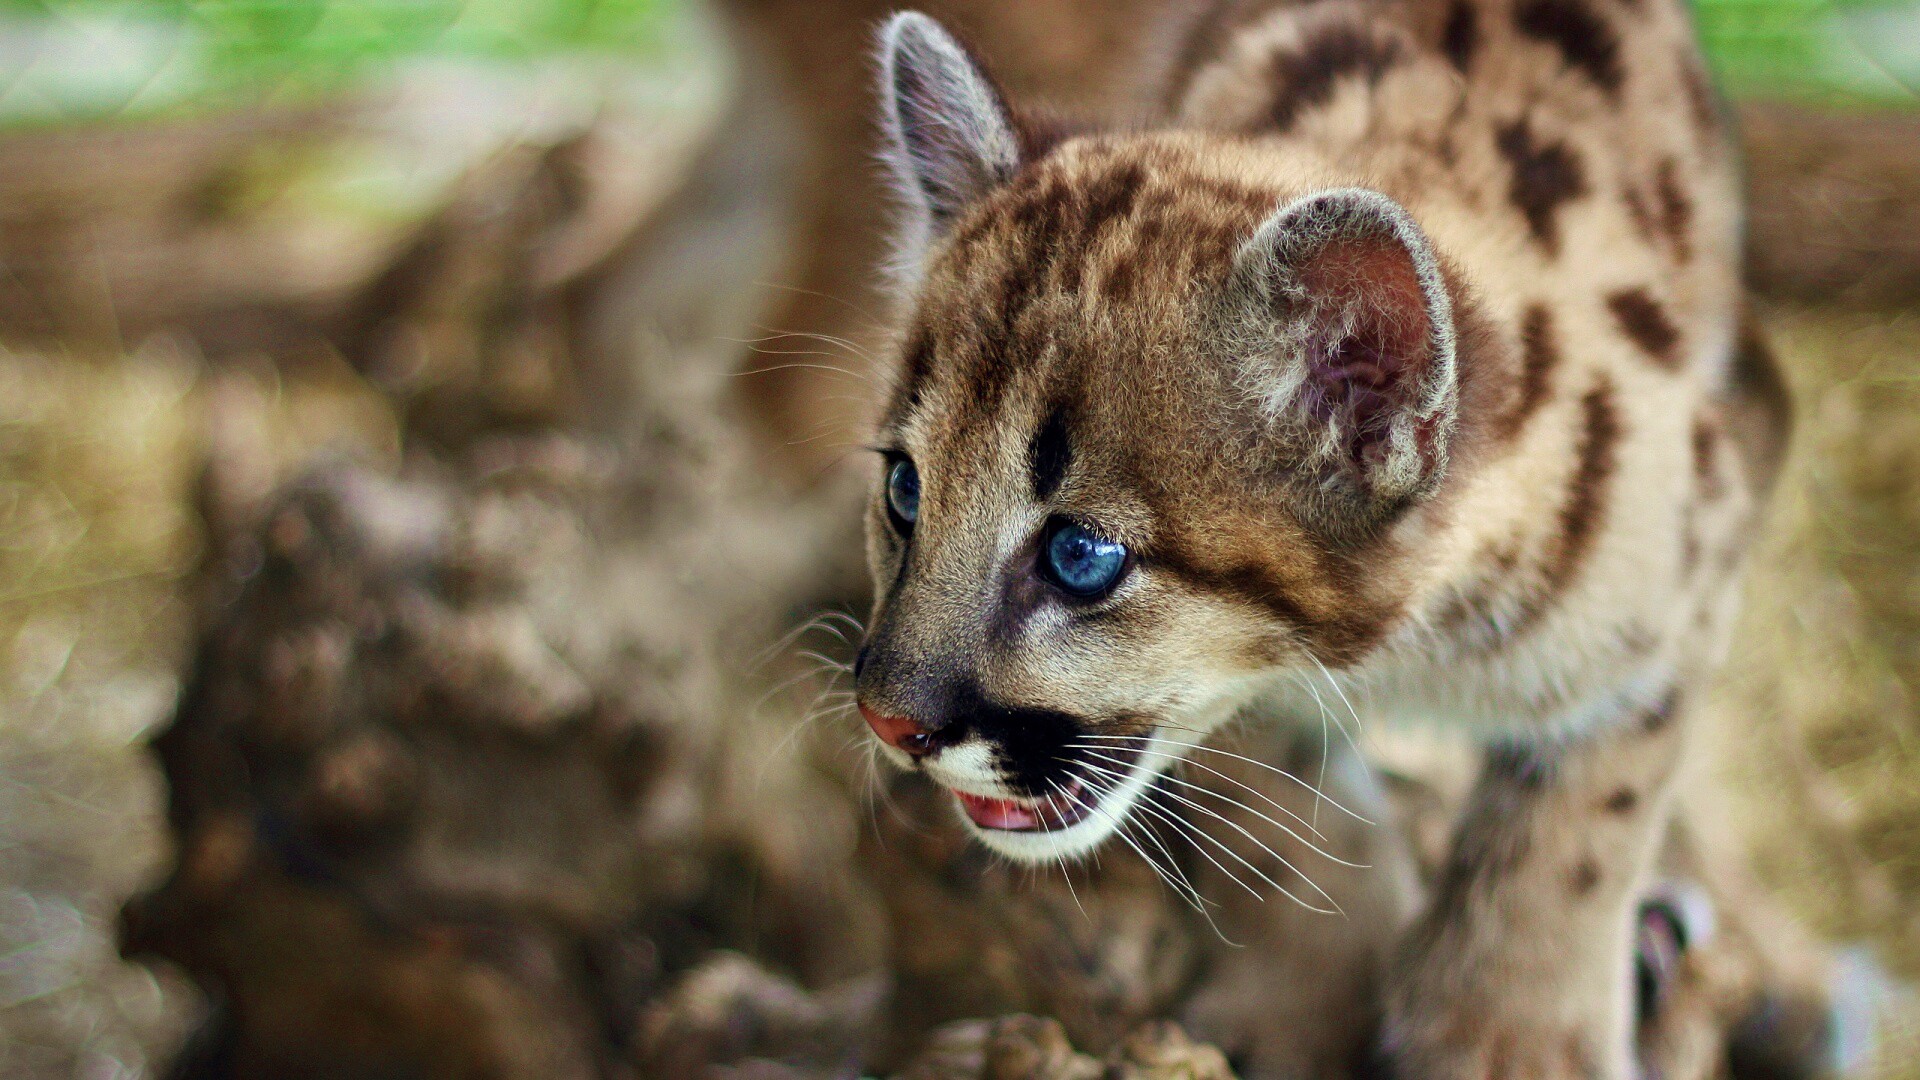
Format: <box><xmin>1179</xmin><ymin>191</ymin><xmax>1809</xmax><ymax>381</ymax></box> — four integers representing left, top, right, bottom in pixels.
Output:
<box><xmin>886</xmin><ymin>459</ymin><xmax>920</xmax><ymax>528</ymax></box>
<box><xmin>1044</xmin><ymin>520</ymin><xmax>1128</xmax><ymax>597</ymax></box>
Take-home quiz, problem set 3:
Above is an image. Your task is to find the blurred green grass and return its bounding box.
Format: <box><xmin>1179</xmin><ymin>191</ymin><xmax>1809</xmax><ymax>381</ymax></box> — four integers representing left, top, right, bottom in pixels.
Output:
<box><xmin>0</xmin><ymin>0</ymin><xmax>683</xmax><ymax>122</ymax></box>
<box><xmin>0</xmin><ymin>0</ymin><xmax>1911</xmax><ymax>127</ymax></box>
<box><xmin>1695</xmin><ymin>0</ymin><xmax>1920</xmax><ymax>98</ymax></box>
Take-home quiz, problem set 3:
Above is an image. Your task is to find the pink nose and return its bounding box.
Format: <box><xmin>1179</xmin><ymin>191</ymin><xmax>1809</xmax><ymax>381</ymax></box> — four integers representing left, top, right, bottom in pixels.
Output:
<box><xmin>860</xmin><ymin>704</ymin><xmax>936</xmax><ymax>756</ymax></box>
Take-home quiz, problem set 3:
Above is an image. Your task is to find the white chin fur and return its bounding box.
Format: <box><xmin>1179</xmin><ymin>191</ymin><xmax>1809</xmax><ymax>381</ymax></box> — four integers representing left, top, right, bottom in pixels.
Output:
<box><xmin>958</xmin><ymin>753</ymin><xmax>1170</xmax><ymax>864</ymax></box>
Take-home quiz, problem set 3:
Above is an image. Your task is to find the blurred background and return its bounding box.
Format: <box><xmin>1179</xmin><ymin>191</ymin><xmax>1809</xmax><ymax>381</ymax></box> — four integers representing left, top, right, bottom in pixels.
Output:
<box><xmin>0</xmin><ymin>0</ymin><xmax>1916</xmax><ymax>1077</ymax></box>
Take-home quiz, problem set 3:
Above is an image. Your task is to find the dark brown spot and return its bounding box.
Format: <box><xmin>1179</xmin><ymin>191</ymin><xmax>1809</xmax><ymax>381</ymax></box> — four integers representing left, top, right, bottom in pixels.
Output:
<box><xmin>1264</xmin><ymin>26</ymin><xmax>1403</xmax><ymax>132</ymax></box>
<box><xmin>1640</xmin><ymin>689</ymin><xmax>1681</xmax><ymax>732</ymax></box>
<box><xmin>1531</xmin><ymin>380</ymin><xmax>1620</xmax><ymax>613</ymax></box>
<box><xmin>1029</xmin><ymin>406</ymin><xmax>1072</xmax><ymax>502</ymax></box>
<box><xmin>1487</xmin><ymin>382</ymin><xmax>1620</xmax><ymax>643</ymax></box>
<box><xmin>1100</xmin><ymin>257</ymin><xmax>1140</xmax><ymax>304</ymax></box>
<box><xmin>1604</xmin><ymin>787</ymin><xmax>1638</xmax><ymax>813</ymax></box>
<box><xmin>1654</xmin><ymin>158</ymin><xmax>1694</xmax><ymax>261</ymax></box>
<box><xmin>1569</xmin><ymin>859</ymin><xmax>1601</xmax><ymax>895</ymax></box>
<box><xmin>1081</xmin><ymin>162</ymin><xmax>1147</xmax><ymax>235</ymax></box>
<box><xmin>1442</xmin><ymin>0</ymin><xmax>1478</xmax><ymax>72</ymax></box>
<box><xmin>1498</xmin><ymin>303</ymin><xmax>1559</xmax><ymax>439</ymax></box>
<box><xmin>1692</xmin><ymin>414</ymin><xmax>1726</xmax><ymax>501</ymax></box>
<box><xmin>1608</xmin><ymin>288</ymin><xmax>1681</xmax><ymax>368</ymax></box>
<box><xmin>1516</xmin><ymin>0</ymin><xmax>1624</xmax><ymax>96</ymax></box>
<box><xmin>1622</xmin><ymin>184</ymin><xmax>1656</xmax><ymax>242</ymax></box>
<box><xmin>1496</xmin><ymin>121</ymin><xmax>1587</xmax><ymax>254</ymax></box>
<box><xmin>1486</xmin><ymin>743</ymin><xmax>1554</xmax><ymax>790</ymax></box>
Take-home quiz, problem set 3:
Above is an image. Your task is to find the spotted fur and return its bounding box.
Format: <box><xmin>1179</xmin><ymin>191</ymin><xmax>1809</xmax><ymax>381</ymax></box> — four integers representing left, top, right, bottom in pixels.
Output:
<box><xmin>853</xmin><ymin>1</ymin><xmax>1780</xmax><ymax>1075</ymax></box>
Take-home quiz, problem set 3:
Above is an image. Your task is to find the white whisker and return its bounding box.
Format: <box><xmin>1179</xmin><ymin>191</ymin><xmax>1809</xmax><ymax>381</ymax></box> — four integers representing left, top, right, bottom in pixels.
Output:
<box><xmin>1306</xmin><ymin>654</ymin><xmax>1366</xmax><ymax>751</ymax></box>
<box><xmin>1076</xmin><ymin>748</ymin><xmax>1366</xmax><ymax>869</ymax></box>
<box><xmin>1083</xmin><ymin>737</ymin><xmax>1330</xmax><ymax>844</ymax></box>
<box><xmin>1076</xmin><ymin>734</ymin><xmax>1373</xmax><ymax>826</ymax></box>
<box><xmin>1074</xmin><ymin>768</ymin><xmax>1215</xmax><ymax>918</ymax></box>
<box><xmin>1081</xmin><ymin>762</ymin><xmax>1266</xmax><ymax>902</ymax></box>
<box><xmin>795</xmin><ymin>649</ymin><xmax>853</xmax><ymax>674</ymax></box>
<box><xmin>1284</xmin><ymin>669</ymin><xmax>1336</xmax><ymax>830</ymax></box>
<box><xmin>1078</xmin><ymin>760</ymin><xmax>1341</xmax><ymax>915</ymax></box>
<box><xmin>753</xmin><ymin>611</ymin><xmax>844</xmax><ymax>670</ymax></box>
<box><xmin>1042</xmin><ymin>777</ymin><xmax>1090</xmax><ymax>923</ymax></box>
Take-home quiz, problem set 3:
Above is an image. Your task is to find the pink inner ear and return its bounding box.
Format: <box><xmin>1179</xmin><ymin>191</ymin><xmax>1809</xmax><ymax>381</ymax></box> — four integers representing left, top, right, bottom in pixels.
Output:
<box><xmin>1292</xmin><ymin>237</ymin><xmax>1436</xmax><ymax>465</ymax></box>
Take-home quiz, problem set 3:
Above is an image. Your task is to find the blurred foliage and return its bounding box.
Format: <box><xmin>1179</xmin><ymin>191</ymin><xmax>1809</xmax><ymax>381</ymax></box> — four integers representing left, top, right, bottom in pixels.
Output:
<box><xmin>0</xmin><ymin>0</ymin><xmax>681</xmax><ymax>122</ymax></box>
<box><xmin>1695</xmin><ymin>0</ymin><xmax>1920</xmax><ymax>98</ymax></box>
<box><xmin>0</xmin><ymin>0</ymin><xmax>1909</xmax><ymax>126</ymax></box>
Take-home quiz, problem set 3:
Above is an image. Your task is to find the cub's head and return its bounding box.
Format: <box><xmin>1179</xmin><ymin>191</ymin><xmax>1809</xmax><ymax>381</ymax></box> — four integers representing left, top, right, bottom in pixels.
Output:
<box><xmin>853</xmin><ymin>13</ymin><xmax>1466</xmax><ymax>862</ymax></box>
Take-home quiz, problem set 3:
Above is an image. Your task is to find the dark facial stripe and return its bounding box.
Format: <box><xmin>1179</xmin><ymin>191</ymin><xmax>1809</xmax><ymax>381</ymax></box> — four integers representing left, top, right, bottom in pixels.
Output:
<box><xmin>1028</xmin><ymin>406</ymin><xmax>1072</xmax><ymax>502</ymax></box>
<box><xmin>885</xmin><ymin>330</ymin><xmax>936</xmax><ymax>428</ymax></box>
<box><xmin>1153</xmin><ymin>545</ymin><xmax>1392</xmax><ymax>666</ymax></box>
<box><xmin>1606</xmin><ymin>288</ymin><xmax>1681</xmax><ymax>368</ymax></box>
<box><xmin>1496</xmin><ymin>120</ymin><xmax>1587</xmax><ymax>255</ymax></box>
<box><xmin>1263</xmin><ymin>25</ymin><xmax>1403</xmax><ymax>133</ymax></box>
<box><xmin>1157</xmin><ymin>550</ymin><xmax>1313</xmax><ymax>631</ymax></box>
<box><xmin>1515</xmin><ymin>0</ymin><xmax>1624</xmax><ymax>97</ymax></box>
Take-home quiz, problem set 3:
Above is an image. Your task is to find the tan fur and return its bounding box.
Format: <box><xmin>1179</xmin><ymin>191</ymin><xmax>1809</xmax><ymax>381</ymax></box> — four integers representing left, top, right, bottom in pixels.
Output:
<box><xmin>850</xmin><ymin>0</ymin><xmax>1821</xmax><ymax>1075</ymax></box>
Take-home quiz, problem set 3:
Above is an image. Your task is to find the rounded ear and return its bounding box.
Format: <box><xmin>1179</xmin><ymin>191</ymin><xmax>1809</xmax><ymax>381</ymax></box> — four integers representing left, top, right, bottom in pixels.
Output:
<box><xmin>1228</xmin><ymin>188</ymin><xmax>1458</xmax><ymax>534</ymax></box>
<box><xmin>876</xmin><ymin>12</ymin><xmax>1021</xmax><ymax>270</ymax></box>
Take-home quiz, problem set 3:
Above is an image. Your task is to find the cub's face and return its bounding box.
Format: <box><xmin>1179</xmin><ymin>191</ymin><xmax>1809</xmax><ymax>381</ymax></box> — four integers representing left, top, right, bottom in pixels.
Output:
<box><xmin>853</xmin><ymin>14</ymin><xmax>1459</xmax><ymax>862</ymax></box>
<box><xmin>856</xmin><ymin>283</ymin><xmax>1306</xmax><ymax>861</ymax></box>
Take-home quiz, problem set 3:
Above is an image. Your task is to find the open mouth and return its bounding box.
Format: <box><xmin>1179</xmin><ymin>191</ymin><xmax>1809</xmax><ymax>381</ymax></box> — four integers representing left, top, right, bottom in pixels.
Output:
<box><xmin>954</xmin><ymin>777</ymin><xmax>1097</xmax><ymax>831</ymax></box>
<box><xmin>948</xmin><ymin>745</ymin><xmax>1144</xmax><ymax>832</ymax></box>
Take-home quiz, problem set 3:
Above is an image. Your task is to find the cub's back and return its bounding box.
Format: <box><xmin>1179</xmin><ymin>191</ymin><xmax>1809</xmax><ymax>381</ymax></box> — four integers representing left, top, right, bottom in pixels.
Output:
<box><xmin>1174</xmin><ymin>0</ymin><xmax>1739</xmax><ymax>387</ymax></box>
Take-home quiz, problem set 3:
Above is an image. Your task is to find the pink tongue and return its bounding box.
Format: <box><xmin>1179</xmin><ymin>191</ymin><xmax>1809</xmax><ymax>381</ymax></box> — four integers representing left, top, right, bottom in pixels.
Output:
<box><xmin>955</xmin><ymin>790</ymin><xmax>1041</xmax><ymax>830</ymax></box>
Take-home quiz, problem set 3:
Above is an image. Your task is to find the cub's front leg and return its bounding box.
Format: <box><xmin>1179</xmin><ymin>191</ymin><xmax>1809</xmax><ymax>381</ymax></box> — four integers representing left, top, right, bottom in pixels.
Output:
<box><xmin>1378</xmin><ymin>690</ymin><xmax>1687</xmax><ymax>1079</ymax></box>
